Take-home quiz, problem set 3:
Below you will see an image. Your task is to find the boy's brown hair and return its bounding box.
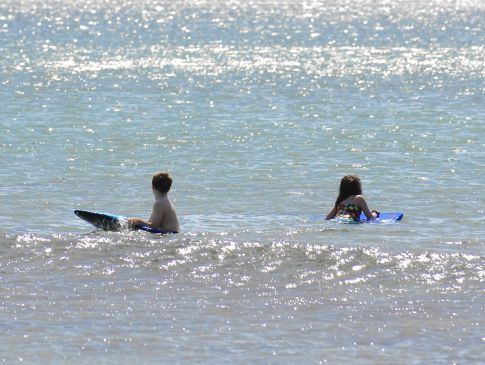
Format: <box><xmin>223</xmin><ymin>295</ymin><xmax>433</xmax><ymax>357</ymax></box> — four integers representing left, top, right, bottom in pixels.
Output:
<box><xmin>152</xmin><ymin>172</ymin><xmax>172</xmax><ymax>193</ymax></box>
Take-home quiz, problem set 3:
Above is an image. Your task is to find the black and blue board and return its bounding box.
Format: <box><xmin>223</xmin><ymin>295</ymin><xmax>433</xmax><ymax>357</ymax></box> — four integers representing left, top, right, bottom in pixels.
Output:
<box><xmin>74</xmin><ymin>210</ymin><xmax>176</xmax><ymax>234</ymax></box>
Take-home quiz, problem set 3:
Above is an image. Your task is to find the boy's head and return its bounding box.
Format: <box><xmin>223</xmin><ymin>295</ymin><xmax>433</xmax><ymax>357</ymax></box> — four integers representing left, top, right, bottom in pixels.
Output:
<box><xmin>152</xmin><ymin>172</ymin><xmax>172</xmax><ymax>194</ymax></box>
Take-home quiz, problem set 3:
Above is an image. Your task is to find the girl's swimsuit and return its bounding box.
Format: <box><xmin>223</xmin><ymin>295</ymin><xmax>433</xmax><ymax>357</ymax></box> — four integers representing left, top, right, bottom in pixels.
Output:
<box><xmin>336</xmin><ymin>198</ymin><xmax>362</xmax><ymax>222</ymax></box>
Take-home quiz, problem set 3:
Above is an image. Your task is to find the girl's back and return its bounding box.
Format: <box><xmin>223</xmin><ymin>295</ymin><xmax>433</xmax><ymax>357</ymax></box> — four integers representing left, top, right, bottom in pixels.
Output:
<box><xmin>336</xmin><ymin>195</ymin><xmax>362</xmax><ymax>221</ymax></box>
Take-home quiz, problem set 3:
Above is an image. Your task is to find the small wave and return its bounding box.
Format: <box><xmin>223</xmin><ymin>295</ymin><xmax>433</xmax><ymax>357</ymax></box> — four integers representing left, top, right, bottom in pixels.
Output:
<box><xmin>2</xmin><ymin>232</ymin><xmax>482</xmax><ymax>289</ymax></box>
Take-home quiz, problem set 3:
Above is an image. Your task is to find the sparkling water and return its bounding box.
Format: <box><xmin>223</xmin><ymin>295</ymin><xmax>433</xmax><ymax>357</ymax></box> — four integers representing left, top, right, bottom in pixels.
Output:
<box><xmin>0</xmin><ymin>0</ymin><xmax>483</xmax><ymax>363</ymax></box>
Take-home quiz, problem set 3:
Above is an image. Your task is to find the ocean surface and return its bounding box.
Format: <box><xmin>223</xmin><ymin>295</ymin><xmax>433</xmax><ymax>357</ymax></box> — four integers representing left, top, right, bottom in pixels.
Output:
<box><xmin>0</xmin><ymin>0</ymin><xmax>484</xmax><ymax>363</ymax></box>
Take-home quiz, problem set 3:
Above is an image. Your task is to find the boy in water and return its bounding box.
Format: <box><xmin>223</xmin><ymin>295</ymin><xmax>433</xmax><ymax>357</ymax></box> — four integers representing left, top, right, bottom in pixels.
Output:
<box><xmin>129</xmin><ymin>172</ymin><xmax>180</xmax><ymax>233</ymax></box>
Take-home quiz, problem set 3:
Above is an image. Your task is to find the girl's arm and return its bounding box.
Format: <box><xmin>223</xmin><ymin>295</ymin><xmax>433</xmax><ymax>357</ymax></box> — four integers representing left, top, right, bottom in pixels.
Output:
<box><xmin>353</xmin><ymin>195</ymin><xmax>378</xmax><ymax>219</ymax></box>
<box><xmin>325</xmin><ymin>205</ymin><xmax>337</xmax><ymax>220</ymax></box>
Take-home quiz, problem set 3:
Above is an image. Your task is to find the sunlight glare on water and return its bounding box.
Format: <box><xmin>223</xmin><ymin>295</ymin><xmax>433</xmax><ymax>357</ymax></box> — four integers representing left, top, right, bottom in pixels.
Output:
<box><xmin>0</xmin><ymin>0</ymin><xmax>484</xmax><ymax>363</ymax></box>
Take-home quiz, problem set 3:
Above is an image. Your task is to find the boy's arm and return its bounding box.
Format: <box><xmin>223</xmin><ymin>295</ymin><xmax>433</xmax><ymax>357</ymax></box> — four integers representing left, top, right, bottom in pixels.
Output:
<box><xmin>129</xmin><ymin>203</ymin><xmax>165</xmax><ymax>229</ymax></box>
<box><xmin>147</xmin><ymin>202</ymin><xmax>164</xmax><ymax>228</ymax></box>
<box><xmin>128</xmin><ymin>217</ymin><xmax>149</xmax><ymax>228</ymax></box>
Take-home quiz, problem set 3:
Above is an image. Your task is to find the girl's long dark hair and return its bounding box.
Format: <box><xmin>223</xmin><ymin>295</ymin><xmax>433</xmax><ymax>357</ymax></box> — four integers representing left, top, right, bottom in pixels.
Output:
<box><xmin>335</xmin><ymin>175</ymin><xmax>363</xmax><ymax>207</ymax></box>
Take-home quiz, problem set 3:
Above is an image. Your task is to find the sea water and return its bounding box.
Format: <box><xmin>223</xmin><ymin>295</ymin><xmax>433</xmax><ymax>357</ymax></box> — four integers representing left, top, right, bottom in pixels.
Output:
<box><xmin>0</xmin><ymin>0</ymin><xmax>483</xmax><ymax>363</ymax></box>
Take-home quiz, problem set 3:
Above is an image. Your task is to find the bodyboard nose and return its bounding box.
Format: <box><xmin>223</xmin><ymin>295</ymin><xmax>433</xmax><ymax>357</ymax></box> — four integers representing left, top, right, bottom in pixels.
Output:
<box><xmin>74</xmin><ymin>210</ymin><xmax>124</xmax><ymax>231</ymax></box>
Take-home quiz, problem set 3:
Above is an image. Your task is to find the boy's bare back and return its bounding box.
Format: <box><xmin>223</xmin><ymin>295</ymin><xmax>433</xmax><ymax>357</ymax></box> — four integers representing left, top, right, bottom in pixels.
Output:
<box><xmin>149</xmin><ymin>193</ymin><xmax>179</xmax><ymax>233</ymax></box>
<box><xmin>128</xmin><ymin>172</ymin><xmax>180</xmax><ymax>233</ymax></box>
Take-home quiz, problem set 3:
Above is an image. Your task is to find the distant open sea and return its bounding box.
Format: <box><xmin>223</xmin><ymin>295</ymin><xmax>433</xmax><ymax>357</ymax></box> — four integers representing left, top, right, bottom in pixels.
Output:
<box><xmin>0</xmin><ymin>0</ymin><xmax>483</xmax><ymax>363</ymax></box>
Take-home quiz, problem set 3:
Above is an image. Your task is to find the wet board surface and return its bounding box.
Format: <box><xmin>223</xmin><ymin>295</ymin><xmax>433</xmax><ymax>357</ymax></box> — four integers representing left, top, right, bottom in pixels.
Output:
<box><xmin>333</xmin><ymin>212</ymin><xmax>404</xmax><ymax>224</ymax></box>
<box><xmin>332</xmin><ymin>212</ymin><xmax>404</xmax><ymax>224</ymax></box>
<box><xmin>359</xmin><ymin>212</ymin><xmax>403</xmax><ymax>223</ymax></box>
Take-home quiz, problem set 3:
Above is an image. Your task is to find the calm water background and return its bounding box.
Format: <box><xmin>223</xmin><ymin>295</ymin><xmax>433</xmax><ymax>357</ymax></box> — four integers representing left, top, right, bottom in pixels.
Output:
<box><xmin>0</xmin><ymin>0</ymin><xmax>484</xmax><ymax>363</ymax></box>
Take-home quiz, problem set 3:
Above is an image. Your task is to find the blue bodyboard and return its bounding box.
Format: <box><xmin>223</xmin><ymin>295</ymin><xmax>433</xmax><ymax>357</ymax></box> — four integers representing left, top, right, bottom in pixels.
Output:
<box><xmin>360</xmin><ymin>212</ymin><xmax>403</xmax><ymax>223</ymax></box>
<box><xmin>74</xmin><ymin>210</ymin><xmax>176</xmax><ymax>234</ymax></box>
<box><xmin>334</xmin><ymin>212</ymin><xmax>403</xmax><ymax>224</ymax></box>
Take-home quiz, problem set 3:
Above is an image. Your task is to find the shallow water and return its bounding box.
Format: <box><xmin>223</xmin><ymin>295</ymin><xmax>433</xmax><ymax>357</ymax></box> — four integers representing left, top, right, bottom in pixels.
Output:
<box><xmin>0</xmin><ymin>0</ymin><xmax>484</xmax><ymax>363</ymax></box>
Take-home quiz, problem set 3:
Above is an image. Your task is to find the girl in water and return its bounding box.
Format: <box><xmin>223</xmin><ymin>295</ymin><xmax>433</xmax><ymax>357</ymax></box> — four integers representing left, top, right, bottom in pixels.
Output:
<box><xmin>325</xmin><ymin>175</ymin><xmax>379</xmax><ymax>222</ymax></box>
